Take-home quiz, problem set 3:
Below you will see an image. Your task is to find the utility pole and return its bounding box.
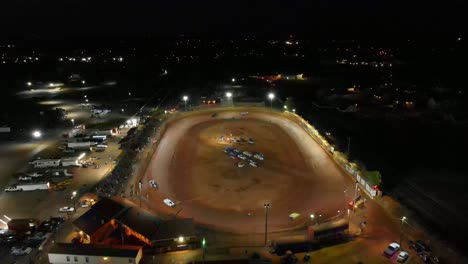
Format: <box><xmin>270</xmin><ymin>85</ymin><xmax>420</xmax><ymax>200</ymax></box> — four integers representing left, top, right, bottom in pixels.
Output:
<box><xmin>264</xmin><ymin>203</ymin><xmax>270</xmax><ymax>246</ymax></box>
<box><xmin>400</xmin><ymin>216</ymin><xmax>406</xmax><ymax>246</ymax></box>
<box><xmin>138</xmin><ymin>181</ymin><xmax>142</xmax><ymax>208</ymax></box>
<box><xmin>347</xmin><ymin>137</ymin><xmax>351</xmax><ymax>157</ymax></box>
<box><xmin>353</xmin><ymin>181</ymin><xmax>359</xmax><ymax>213</ymax></box>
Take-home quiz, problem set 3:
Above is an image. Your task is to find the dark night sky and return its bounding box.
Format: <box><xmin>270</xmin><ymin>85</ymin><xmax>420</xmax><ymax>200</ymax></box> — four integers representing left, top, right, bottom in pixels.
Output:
<box><xmin>1</xmin><ymin>0</ymin><xmax>467</xmax><ymax>38</ymax></box>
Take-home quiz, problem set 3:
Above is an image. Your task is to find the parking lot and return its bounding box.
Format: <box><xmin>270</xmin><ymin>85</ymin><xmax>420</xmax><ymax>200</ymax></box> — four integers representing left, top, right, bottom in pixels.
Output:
<box><xmin>0</xmin><ymin>98</ymin><xmax>133</xmax><ymax>263</ymax></box>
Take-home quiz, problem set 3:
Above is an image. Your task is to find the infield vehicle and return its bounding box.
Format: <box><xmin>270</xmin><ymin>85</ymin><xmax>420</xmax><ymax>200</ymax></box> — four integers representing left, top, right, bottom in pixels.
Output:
<box><xmin>163</xmin><ymin>199</ymin><xmax>176</xmax><ymax>207</ymax></box>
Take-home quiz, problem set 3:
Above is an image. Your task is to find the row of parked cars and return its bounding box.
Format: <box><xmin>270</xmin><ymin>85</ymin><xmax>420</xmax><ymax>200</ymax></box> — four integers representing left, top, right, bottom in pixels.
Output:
<box><xmin>0</xmin><ymin>217</ymin><xmax>65</xmax><ymax>257</ymax></box>
<box><xmin>383</xmin><ymin>240</ymin><xmax>439</xmax><ymax>263</ymax></box>
<box><xmin>223</xmin><ymin>147</ymin><xmax>265</xmax><ymax>168</ymax></box>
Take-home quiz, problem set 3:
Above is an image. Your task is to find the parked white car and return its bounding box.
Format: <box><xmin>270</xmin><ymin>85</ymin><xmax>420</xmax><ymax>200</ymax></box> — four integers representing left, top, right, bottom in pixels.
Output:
<box><xmin>163</xmin><ymin>199</ymin><xmax>176</xmax><ymax>207</ymax></box>
<box><xmin>58</xmin><ymin>207</ymin><xmax>75</xmax><ymax>213</ymax></box>
<box><xmin>18</xmin><ymin>176</ymin><xmax>32</xmax><ymax>181</ymax></box>
<box><xmin>397</xmin><ymin>251</ymin><xmax>409</xmax><ymax>262</ymax></box>
<box><xmin>384</xmin><ymin>242</ymin><xmax>400</xmax><ymax>256</ymax></box>
<box><xmin>11</xmin><ymin>246</ymin><xmax>32</xmax><ymax>256</ymax></box>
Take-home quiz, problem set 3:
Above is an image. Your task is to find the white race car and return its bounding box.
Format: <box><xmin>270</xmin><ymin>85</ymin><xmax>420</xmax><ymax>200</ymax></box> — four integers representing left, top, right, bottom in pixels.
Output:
<box><xmin>163</xmin><ymin>199</ymin><xmax>176</xmax><ymax>207</ymax></box>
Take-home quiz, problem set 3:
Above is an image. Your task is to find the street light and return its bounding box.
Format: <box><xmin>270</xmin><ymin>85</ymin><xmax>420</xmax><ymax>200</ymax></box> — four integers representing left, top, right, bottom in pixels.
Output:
<box><xmin>81</xmin><ymin>80</ymin><xmax>86</xmax><ymax>84</ymax></box>
<box><xmin>293</xmin><ymin>109</ymin><xmax>296</xmax><ymax>113</ymax></box>
<box><xmin>400</xmin><ymin>216</ymin><xmax>407</xmax><ymax>246</ymax></box>
<box><xmin>27</xmin><ymin>82</ymin><xmax>32</xmax><ymax>86</ymax></box>
<box><xmin>32</xmin><ymin>130</ymin><xmax>42</xmax><ymax>139</ymax></box>
<box><xmin>283</xmin><ymin>105</ymin><xmax>288</xmax><ymax>110</ymax></box>
<box><xmin>231</xmin><ymin>78</ymin><xmax>236</xmax><ymax>83</ymax></box>
<box><xmin>71</xmin><ymin>119</ymin><xmax>75</xmax><ymax>127</ymax></box>
<box><xmin>264</xmin><ymin>203</ymin><xmax>270</xmax><ymax>245</ymax></box>
<box><xmin>310</xmin><ymin>214</ymin><xmax>315</xmax><ymax>225</ymax></box>
<box><xmin>71</xmin><ymin>191</ymin><xmax>77</xmax><ymax>210</ymax></box>
<box><xmin>226</xmin><ymin>92</ymin><xmax>233</xmax><ymax>106</ymax></box>
<box><xmin>182</xmin><ymin>95</ymin><xmax>188</xmax><ymax>111</ymax></box>
<box><xmin>268</xmin><ymin>93</ymin><xmax>275</xmax><ymax>109</ymax></box>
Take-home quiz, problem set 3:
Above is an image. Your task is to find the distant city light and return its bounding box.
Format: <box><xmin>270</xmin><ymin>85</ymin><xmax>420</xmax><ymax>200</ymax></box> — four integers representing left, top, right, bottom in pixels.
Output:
<box><xmin>27</xmin><ymin>82</ymin><xmax>32</xmax><ymax>86</ymax></box>
<box><xmin>226</xmin><ymin>92</ymin><xmax>232</xmax><ymax>98</ymax></box>
<box><xmin>231</xmin><ymin>78</ymin><xmax>236</xmax><ymax>82</ymax></box>
<box><xmin>81</xmin><ymin>80</ymin><xmax>86</xmax><ymax>84</ymax></box>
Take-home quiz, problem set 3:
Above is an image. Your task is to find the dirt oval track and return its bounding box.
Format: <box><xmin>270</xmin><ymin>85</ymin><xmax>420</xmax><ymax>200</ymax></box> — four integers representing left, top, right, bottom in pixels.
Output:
<box><xmin>143</xmin><ymin>109</ymin><xmax>354</xmax><ymax>233</ymax></box>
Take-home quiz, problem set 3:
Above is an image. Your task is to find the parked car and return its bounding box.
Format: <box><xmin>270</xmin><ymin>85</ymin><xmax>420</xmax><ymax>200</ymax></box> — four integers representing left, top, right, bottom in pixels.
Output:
<box><xmin>79</xmin><ymin>200</ymin><xmax>90</xmax><ymax>207</ymax></box>
<box><xmin>29</xmin><ymin>232</ymin><xmax>49</xmax><ymax>241</ymax></box>
<box><xmin>237</xmin><ymin>163</ymin><xmax>245</xmax><ymax>168</ymax></box>
<box><xmin>18</xmin><ymin>176</ymin><xmax>32</xmax><ymax>181</ymax></box>
<box><xmin>163</xmin><ymin>199</ymin><xmax>176</xmax><ymax>207</ymax></box>
<box><xmin>397</xmin><ymin>251</ymin><xmax>409</xmax><ymax>262</ymax></box>
<box><xmin>415</xmin><ymin>240</ymin><xmax>431</xmax><ymax>252</ymax></box>
<box><xmin>58</xmin><ymin>207</ymin><xmax>74</xmax><ymax>213</ymax></box>
<box><xmin>11</xmin><ymin>246</ymin><xmax>32</xmax><ymax>256</ymax></box>
<box><xmin>384</xmin><ymin>242</ymin><xmax>400</xmax><ymax>256</ymax></box>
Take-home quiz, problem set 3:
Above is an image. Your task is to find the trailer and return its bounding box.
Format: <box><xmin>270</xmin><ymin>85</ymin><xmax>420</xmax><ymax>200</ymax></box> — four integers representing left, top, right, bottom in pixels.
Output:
<box><xmin>5</xmin><ymin>182</ymin><xmax>50</xmax><ymax>192</ymax></box>
<box><xmin>29</xmin><ymin>159</ymin><xmax>61</xmax><ymax>168</ymax></box>
<box><xmin>61</xmin><ymin>158</ymin><xmax>81</xmax><ymax>167</ymax></box>
<box><xmin>67</xmin><ymin>141</ymin><xmax>91</xmax><ymax>149</ymax></box>
<box><xmin>7</xmin><ymin>219</ymin><xmax>39</xmax><ymax>233</ymax></box>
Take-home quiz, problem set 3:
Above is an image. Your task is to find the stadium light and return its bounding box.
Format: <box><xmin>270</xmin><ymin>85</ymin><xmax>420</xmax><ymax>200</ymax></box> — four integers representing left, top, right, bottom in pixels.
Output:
<box><xmin>182</xmin><ymin>95</ymin><xmax>189</xmax><ymax>111</ymax></box>
<box><xmin>32</xmin><ymin>130</ymin><xmax>42</xmax><ymax>138</ymax></box>
<box><xmin>268</xmin><ymin>93</ymin><xmax>275</xmax><ymax>109</ymax></box>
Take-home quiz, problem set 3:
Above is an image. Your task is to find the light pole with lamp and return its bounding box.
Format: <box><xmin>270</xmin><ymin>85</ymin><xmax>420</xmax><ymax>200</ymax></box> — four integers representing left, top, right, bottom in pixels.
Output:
<box><xmin>138</xmin><ymin>181</ymin><xmax>142</xmax><ymax>208</ymax></box>
<box><xmin>71</xmin><ymin>191</ymin><xmax>77</xmax><ymax>211</ymax></box>
<box><xmin>400</xmin><ymin>216</ymin><xmax>407</xmax><ymax>246</ymax></box>
<box><xmin>71</xmin><ymin>119</ymin><xmax>75</xmax><ymax>127</ymax></box>
<box><xmin>226</xmin><ymin>92</ymin><xmax>233</xmax><ymax>106</ymax></box>
<box><xmin>182</xmin><ymin>96</ymin><xmax>188</xmax><ymax>111</ymax></box>
<box><xmin>268</xmin><ymin>93</ymin><xmax>274</xmax><ymax>109</ymax></box>
<box><xmin>310</xmin><ymin>214</ymin><xmax>315</xmax><ymax>225</ymax></box>
<box><xmin>264</xmin><ymin>203</ymin><xmax>270</xmax><ymax>246</ymax></box>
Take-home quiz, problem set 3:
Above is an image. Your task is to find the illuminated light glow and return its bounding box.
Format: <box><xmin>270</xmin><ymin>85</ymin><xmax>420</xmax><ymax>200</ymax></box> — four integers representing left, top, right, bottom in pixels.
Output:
<box><xmin>32</xmin><ymin>130</ymin><xmax>42</xmax><ymax>138</ymax></box>
<box><xmin>178</xmin><ymin>236</ymin><xmax>185</xmax><ymax>243</ymax></box>
<box><xmin>3</xmin><ymin>215</ymin><xmax>11</xmax><ymax>221</ymax></box>
<box><xmin>78</xmin><ymin>153</ymin><xmax>86</xmax><ymax>160</ymax></box>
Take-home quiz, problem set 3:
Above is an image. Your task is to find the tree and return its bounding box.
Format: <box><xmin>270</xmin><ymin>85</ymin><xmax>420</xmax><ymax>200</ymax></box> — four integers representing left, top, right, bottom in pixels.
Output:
<box><xmin>363</xmin><ymin>170</ymin><xmax>382</xmax><ymax>186</ymax></box>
